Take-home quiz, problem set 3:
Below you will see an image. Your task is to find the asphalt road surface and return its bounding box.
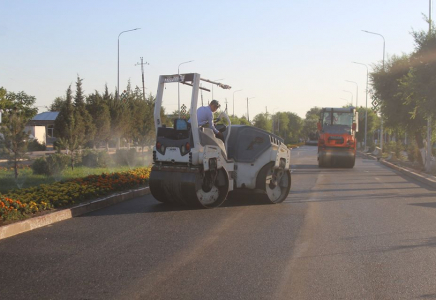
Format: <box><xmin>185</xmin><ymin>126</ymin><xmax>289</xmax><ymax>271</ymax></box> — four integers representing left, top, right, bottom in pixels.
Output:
<box><xmin>2</xmin><ymin>146</ymin><xmax>436</xmax><ymax>300</ymax></box>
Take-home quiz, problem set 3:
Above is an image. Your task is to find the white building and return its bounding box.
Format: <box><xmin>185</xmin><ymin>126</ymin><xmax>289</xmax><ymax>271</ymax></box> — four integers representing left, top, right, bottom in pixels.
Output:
<box><xmin>25</xmin><ymin>111</ymin><xmax>59</xmax><ymax>145</ymax></box>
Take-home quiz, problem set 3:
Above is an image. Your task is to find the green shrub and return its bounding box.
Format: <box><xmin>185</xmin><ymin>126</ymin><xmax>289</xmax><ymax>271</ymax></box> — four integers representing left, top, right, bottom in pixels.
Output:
<box><xmin>432</xmin><ymin>145</ymin><xmax>436</xmax><ymax>157</ymax></box>
<box><xmin>81</xmin><ymin>150</ymin><xmax>109</xmax><ymax>168</ymax></box>
<box><xmin>53</xmin><ymin>140</ymin><xmax>66</xmax><ymax>153</ymax></box>
<box><xmin>383</xmin><ymin>141</ymin><xmax>393</xmax><ymax>153</ymax></box>
<box><xmin>27</xmin><ymin>140</ymin><xmax>47</xmax><ymax>151</ymax></box>
<box><xmin>407</xmin><ymin>142</ymin><xmax>420</xmax><ymax>163</ymax></box>
<box><xmin>47</xmin><ymin>153</ymin><xmax>70</xmax><ymax>174</ymax></box>
<box><xmin>31</xmin><ymin>154</ymin><xmax>70</xmax><ymax>175</ymax></box>
<box><xmin>287</xmin><ymin>137</ymin><xmax>300</xmax><ymax>144</ymax></box>
<box><xmin>367</xmin><ymin>139</ymin><xmax>375</xmax><ymax>152</ymax></box>
<box><xmin>31</xmin><ymin>157</ymin><xmax>50</xmax><ymax>175</ymax></box>
<box><xmin>114</xmin><ymin>148</ymin><xmax>137</xmax><ymax>166</ymax></box>
<box><xmin>394</xmin><ymin>141</ymin><xmax>404</xmax><ymax>158</ymax></box>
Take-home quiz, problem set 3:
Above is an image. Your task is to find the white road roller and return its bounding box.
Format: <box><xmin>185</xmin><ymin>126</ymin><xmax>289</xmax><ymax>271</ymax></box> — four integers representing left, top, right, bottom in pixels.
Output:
<box><xmin>150</xmin><ymin>73</ymin><xmax>291</xmax><ymax>208</ymax></box>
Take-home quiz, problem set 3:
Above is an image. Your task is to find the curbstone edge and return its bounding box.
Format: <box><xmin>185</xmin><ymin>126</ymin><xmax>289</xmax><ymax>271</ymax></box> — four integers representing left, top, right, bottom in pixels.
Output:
<box><xmin>358</xmin><ymin>151</ymin><xmax>436</xmax><ymax>189</ymax></box>
<box><xmin>0</xmin><ymin>186</ymin><xmax>150</xmax><ymax>241</ymax></box>
<box><xmin>379</xmin><ymin>160</ymin><xmax>436</xmax><ymax>189</ymax></box>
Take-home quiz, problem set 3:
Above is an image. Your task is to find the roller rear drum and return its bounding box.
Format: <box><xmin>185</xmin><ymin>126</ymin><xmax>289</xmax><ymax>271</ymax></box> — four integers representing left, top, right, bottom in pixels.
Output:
<box><xmin>149</xmin><ymin>167</ymin><xmax>229</xmax><ymax>208</ymax></box>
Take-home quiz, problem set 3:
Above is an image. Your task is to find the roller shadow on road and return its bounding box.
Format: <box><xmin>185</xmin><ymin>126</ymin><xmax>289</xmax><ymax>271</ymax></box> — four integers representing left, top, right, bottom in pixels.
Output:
<box><xmin>223</xmin><ymin>191</ymin><xmax>273</xmax><ymax>207</ymax></box>
<box><xmin>78</xmin><ymin>191</ymin><xmax>277</xmax><ymax>219</ymax></box>
<box><xmin>77</xmin><ymin>195</ymin><xmax>205</xmax><ymax>218</ymax></box>
<box><xmin>409</xmin><ymin>202</ymin><xmax>436</xmax><ymax>209</ymax></box>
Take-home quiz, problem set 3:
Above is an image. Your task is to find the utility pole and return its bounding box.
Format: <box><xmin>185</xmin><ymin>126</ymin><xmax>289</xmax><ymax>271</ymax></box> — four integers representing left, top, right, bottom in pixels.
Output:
<box><xmin>135</xmin><ymin>57</ymin><xmax>149</xmax><ymax>100</ymax></box>
<box><xmin>246</xmin><ymin>97</ymin><xmax>255</xmax><ymax>122</ymax></box>
<box><xmin>225</xmin><ymin>98</ymin><xmax>228</xmax><ymax>113</ymax></box>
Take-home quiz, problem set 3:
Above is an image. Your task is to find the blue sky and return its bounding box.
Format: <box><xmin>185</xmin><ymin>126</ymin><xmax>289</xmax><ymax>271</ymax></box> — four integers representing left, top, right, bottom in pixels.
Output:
<box><xmin>1</xmin><ymin>0</ymin><xmax>432</xmax><ymax>118</ymax></box>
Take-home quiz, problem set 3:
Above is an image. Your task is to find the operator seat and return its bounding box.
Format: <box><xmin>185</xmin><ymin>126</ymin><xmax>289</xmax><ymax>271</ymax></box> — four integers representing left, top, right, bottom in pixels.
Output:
<box><xmin>198</xmin><ymin>128</ymin><xmax>227</xmax><ymax>159</ymax></box>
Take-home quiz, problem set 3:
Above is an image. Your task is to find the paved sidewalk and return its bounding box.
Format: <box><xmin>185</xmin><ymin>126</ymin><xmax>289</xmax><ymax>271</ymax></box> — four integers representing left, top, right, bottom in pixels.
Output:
<box><xmin>358</xmin><ymin>151</ymin><xmax>436</xmax><ymax>189</ymax></box>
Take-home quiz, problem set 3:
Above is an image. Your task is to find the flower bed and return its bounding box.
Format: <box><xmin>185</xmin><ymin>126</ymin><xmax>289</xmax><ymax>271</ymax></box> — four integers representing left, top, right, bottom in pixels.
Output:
<box><xmin>0</xmin><ymin>165</ymin><xmax>31</xmax><ymax>172</ymax></box>
<box><xmin>0</xmin><ymin>167</ymin><xmax>150</xmax><ymax>222</ymax></box>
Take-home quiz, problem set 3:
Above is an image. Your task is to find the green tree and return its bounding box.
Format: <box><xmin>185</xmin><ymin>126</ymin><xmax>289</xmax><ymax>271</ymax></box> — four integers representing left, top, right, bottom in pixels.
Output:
<box><xmin>284</xmin><ymin>112</ymin><xmax>303</xmax><ymax>143</ymax></box>
<box><xmin>73</xmin><ymin>76</ymin><xmax>96</xmax><ymax>146</ymax></box>
<box><xmin>408</xmin><ymin>21</ymin><xmax>436</xmax><ymax>166</ymax></box>
<box><xmin>0</xmin><ymin>87</ymin><xmax>10</xmax><ymax>110</ymax></box>
<box><xmin>239</xmin><ymin>116</ymin><xmax>251</xmax><ymax>125</ymax></box>
<box><xmin>0</xmin><ymin>109</ymin><xmax>30</xmax><ymax>179</ymax></box>
<box><xmin>229</xmin><ymin>115</ymin><xmax>241</xmax><ymax>125</ymax></box>
<box><xmin>253</xmin><ymin>113</ymin><xmax>272</xmax><ymax>132</ymax></box>
<box><xmin>302</xmin><ymin>107</ymin><xmax>321</xmax><ymax>141</ymax></box>
<box><xmin>371</xmin><ymin>55</ymin><xmax>415</xmax><ymax>130</ymax></box>
<box><xmin>0</xmin><ymin>88</ymin><xmax>38</xmax><ymax>120</ymax></box>
<box><xmin>273</xmin><ymin>112</ymin><xmax>290</xmax><ymax>139</ymax></box>
<box><xmin>132</xmin><ymin>93</ymin><xmax>156</xmax><ymax>160</ymax></box>
<box><xmin>370</xmin><ymin>54</ymin><xmax>427</xmax><ymax>163</ymax></box>
<box><xmin>86</xmin><ymin>91</ymin><xmax>111</xmax><ymax>149</ymax></box>
<box><xmin>409</xmin><ymin>21</ymin><xmax>436</xmax><ymax>119</ymax></box>
<box><xmin>356</xmin><ymin>107</ymin><xmax>379</xmax><ymax>145</ymax></box>
<box><xmin>108</xmin><ymin>86</ymin><xmax>130</xmax><ymax>149</ymax></box>
<box><xmin>54</xmin><ymin>85</ymin><xmax>80</xmax><ymax>170</ymax></box>
<box><xmin>0</xmin><ymin>88</ymin><xmax>38</xmax><ymax>178</ymax></box>
<box><xmin>49</xmin><ymin>96</ymin><xmax>65</xmax><ymax>111</ymax></box>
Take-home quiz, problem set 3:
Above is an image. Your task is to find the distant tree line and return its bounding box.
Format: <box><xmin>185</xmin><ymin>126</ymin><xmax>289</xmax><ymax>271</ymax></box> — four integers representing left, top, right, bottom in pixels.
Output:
<box><xmin>6</xmin><ymin>73</ymin><xmax>392</xmax><ymax>177</ymax></box>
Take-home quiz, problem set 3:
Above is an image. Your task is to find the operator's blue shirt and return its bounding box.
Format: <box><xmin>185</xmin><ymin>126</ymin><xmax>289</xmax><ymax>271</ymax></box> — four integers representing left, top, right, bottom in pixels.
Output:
<box><xmin>196</xmin><ymin>105</ymin><xmax>219</xmax><ymax>134</ymax></box>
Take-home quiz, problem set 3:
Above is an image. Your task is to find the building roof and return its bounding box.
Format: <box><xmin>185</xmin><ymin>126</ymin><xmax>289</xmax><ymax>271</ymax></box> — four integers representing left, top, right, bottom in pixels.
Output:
<box><xmin>31</xmin><ymin>111</ymin><xmax>59</xmax><ymax>121</ymax></box>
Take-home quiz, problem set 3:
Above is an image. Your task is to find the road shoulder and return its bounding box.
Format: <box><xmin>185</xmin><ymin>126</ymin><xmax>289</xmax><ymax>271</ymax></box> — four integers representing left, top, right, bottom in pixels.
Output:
<box><xmin>358</xmin><ymin>151</ymin><xmax>436</xmax><ymax>189</ymax></box>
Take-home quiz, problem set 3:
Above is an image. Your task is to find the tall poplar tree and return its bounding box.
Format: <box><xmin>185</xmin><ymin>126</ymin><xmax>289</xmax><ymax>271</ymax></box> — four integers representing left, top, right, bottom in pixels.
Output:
<box><xmin>107</xmin><ymin>85</ymin><xmax>130</xmax><ymax>149</ymax></box>
<box><xmin>54</xmin><ymin>85</ymin><xmax>79</xmax><ymax>169</ymax></box>
<box><xmin>73</xmin><ymin>76</ymin><xmax>95</xmax><ymax>147</ymax></box>
<box><xmin>86</xmin><ymin>90</ymin><xmax>110</xmax><ymax>148</ymax></box>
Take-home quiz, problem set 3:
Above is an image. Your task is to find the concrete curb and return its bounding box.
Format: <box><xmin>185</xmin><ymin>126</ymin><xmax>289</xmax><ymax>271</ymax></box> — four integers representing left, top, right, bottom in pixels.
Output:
<box><xmin>379</xmin><ymin>160</ymin><xmax>436</xmax><ymax>189</ymax></box>
<box><xmin>358</xmin><ymin>151</ymin><xmax>436</xmax><ymax>189</ymax></box>
<box><xmin>0</xmin><ymin>186</ymin><xmax>150</xmax><ymax>241</ymax></box>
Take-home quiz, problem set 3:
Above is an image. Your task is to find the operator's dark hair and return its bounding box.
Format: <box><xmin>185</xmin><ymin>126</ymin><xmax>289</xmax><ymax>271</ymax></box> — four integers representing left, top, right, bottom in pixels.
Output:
<box><xmin>210</xmin><ymin>100</ymin><xmax>220</xmax><ymax>108</ymax></box>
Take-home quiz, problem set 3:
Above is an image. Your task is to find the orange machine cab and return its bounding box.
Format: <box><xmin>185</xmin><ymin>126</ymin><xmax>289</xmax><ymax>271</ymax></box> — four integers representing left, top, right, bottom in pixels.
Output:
<box><xmin>317</xmin><ymin>107</ymin><xmax>358</xmax><ymax>168</ymax></box>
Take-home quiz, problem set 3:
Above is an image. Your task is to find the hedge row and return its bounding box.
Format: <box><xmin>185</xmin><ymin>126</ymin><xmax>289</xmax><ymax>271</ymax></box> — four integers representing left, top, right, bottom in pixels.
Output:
<box><xmin>31</xmin><ymin>149</ymin><xmax>139</xmax><ymax>176</ymax></box>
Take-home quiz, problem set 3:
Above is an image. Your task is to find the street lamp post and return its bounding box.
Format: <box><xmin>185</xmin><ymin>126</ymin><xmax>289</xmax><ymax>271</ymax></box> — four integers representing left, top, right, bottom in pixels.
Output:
<box><xmin>352</xmin><ymin>61</ymin><xmax>369</xmax><ymax>151</ymax></box>
<box><xmin>211</xmin><ymin>78</ymin><xmax>224</xmax><ymax>101</ymax></box>
<box><xmin>247</xmin><ymin>97</ymin><xmax>255</xmax><ymax>122</ymax></box>
<box><xmin>273</xmin><ymin>107</ymin><xmax>280</xmax><ymax>134</ymax></box>
<box><xmin>362</xmin><ymin>29</ymin><xmax>385</xmax><ymax>153</ymax></box>
<box><xmin>178</xmin><ymin>60</ymin><xmax>194</xmax><ymax>117</ymax></box>
<box><xmin>345</xmin><ymin>80</ymin><xmax>358</xmax><ymax>107</ymax></box>
<box><xmin>342</xmin><ymin>90</ymin><xmax>353</xmax><ymax>106</ymax></box>
<box><xmin>232</xmin><ymin>89</ymin><xmax>242</xmax><ymax>116</ymax></box>
<box><xmin>117</xmin><ymin>28</ymin><xmax>140</xmax><ymax>100</ymax></box>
